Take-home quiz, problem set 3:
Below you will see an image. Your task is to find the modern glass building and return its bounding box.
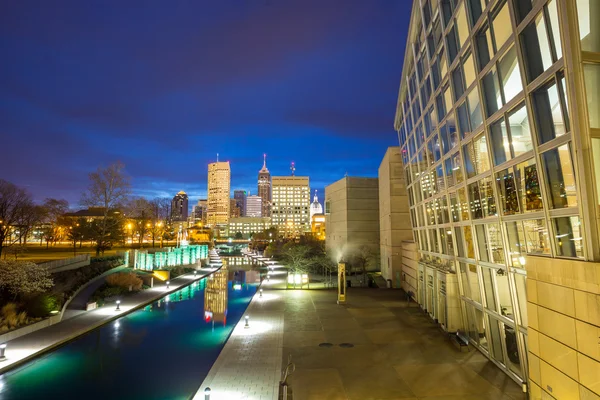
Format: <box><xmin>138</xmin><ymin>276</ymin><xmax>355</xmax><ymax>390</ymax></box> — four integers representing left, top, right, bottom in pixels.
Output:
<box><xmin>394</xmin><ymin>0</ymin><xmax>600</xmax><ymax>395</ymax></box>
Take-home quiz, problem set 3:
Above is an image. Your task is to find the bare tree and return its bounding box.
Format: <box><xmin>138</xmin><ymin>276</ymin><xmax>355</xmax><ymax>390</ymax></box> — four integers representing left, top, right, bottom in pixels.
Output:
<box><xmin>350</xmin><ymin>245</ymin><xmax>378</xmax><ymax>287</ymax></box>
<box><xmin>0</xmin><ymin>180</ymin><xmax>35</xmax><ymax>258</ymax></box>
<box><xmin>81</xmin><ymin>162</ymin><xmax>131</xmax><ymax>255</ymax></box>
<box><xmin>151</xmin><ymin>197</ymin><xmax>171</xmax><ymax>247</ymax></box>
<box><xmin>125</xmin><ymin>197</ymin><xmax>154</xmax><ymax>247</ymax></box>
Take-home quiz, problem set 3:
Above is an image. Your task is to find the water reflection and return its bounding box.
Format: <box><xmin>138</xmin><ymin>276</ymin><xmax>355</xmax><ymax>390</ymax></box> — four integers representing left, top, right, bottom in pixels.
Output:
<box><xmin>205</xmin><ymin>266</ymin><xmax>228</xmax><ymax>326</ymax></box>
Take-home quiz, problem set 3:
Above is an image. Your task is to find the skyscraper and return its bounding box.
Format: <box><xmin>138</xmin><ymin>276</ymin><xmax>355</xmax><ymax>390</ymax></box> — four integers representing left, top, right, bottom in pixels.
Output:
<box><xmin>207</xmin><ymin>161</ymin><xmax>230</xmax><ymax>227</ymax></box>
<box><xmin>257</xmin><ymin>154</ymin><xmax>271</xmax><ymax>217</ymax></box>
<box><xmin>246</xmin><ymin>195</ymin><xmax>262</xmax><ymax>217</ymax></box>
<box><xmin>271</xmin><ymin>175</ymin><xmax>310</xmax><ymax>237</ymax></box>
<box><xmin>171</xmin><ymin>191</ymin><xmax>188</xmax><ymax>221</ymax></box>
<box><xmin>394</xmin><ymin>0</ymin><xmax>600</xmax><ymax>394</ymax></box>
<box><xmin>233</xmin><ymin>190</ymin><xmax>247</xmax><ymax>217</ymax></box>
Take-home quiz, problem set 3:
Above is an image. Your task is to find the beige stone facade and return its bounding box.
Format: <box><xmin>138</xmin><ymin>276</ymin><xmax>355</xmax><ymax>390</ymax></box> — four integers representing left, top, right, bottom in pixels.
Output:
<box><xmin>378</xmin><ymin>147</ymin><xmax>413</xmax><ymax>286</ymax></box>
<box><xmin>325</xmin><ymin>177</ymin><xmax>379</xmax><ymax>266</ymax></box>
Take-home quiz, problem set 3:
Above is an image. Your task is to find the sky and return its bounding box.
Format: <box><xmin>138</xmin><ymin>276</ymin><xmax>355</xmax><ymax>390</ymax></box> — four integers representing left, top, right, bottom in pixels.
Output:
<box><xmin>0</xmin><ymin>0</ymin><xmax>411</xmax><ymax>207</ymax></box>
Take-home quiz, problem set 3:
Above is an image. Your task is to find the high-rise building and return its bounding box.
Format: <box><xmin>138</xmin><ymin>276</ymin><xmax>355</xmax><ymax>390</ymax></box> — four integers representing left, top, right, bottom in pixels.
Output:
<box><xmin>207</xmin><ymin>161</ymin><xmax>230</xmax><ymax>227</ymax></box>
<box><xmin>230</xmin><ymin>199</ymin><xmax>241</xmax><ymax>219</ymax></box>
<box><xmin>233</xmin><ymin>190</ymin><xmax>247</xmax><ymax>217</ymax></box>
<box><xmin>192</xmin><ymin>199</ymin><xmax>207</xmax><ymax>226</ymax></box>
<box><xmin>246</xmin><ymin>195</ymin><xmax>262</xmax><ymax>217</ymax></box>
<box><xmin>271</xmin><ymin>175</ymin><xmax>310</xmax><ymax>237</ymax></box>
<box><xmin>258</xmin><ymin>154</ymin><xmax>271</xmax><ymax>217</ymax></box>
<box><xmin>171</xmin><ymin>191</ymin><xmax>188</xmax><ymax>221</ymax></box>
<box><xmin>394</xmin><ymin>0</ymin><xmax>600</xmax><ymax>394</ymax></box>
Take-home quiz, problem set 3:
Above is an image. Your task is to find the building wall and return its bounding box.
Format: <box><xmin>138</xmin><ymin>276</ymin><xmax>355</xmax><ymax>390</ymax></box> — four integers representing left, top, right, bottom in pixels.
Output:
<box><xmin>271</xmin><ymin>176</ymin><xmax>310</xmax><ymax>237</ymax></box>
<box><xmin>233</xmin><ymin>190</ymin><xmax>247</xmax><ymax>217</ymax></box>
<box><xmin>207</xmin><ymin>162</ymin><xmax>231</xmax><ymax>227</ymax></box>
<box><xmin>525</xmin><ymin>256</ymin><xmax>600</xmax><ymax>399</ymax></box>
<box><xmin>246</xmin><ymin>195</ymin><xmax>262</xmax><ymax>217</ymax></box>
<box><xmin>379</xmin><ymin>147</ymin><xmax>413</xmax><ymax>284</ymax></box>
<box><xmin>227</xmin><ymin>217</ymin><xmax>271</xmax><ymax>238</ymax></box>
<box><xmin>325</xmin><ymin>177</ymin><xmax>379</xmax><ymax>266</ymax></box>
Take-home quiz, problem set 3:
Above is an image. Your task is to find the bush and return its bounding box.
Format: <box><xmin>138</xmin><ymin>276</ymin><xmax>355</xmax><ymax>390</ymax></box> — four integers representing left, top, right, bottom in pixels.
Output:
<box><xmin>90</xmin><ymin>285</ymin><xmax>127</xmax><ymax>306</ymax></box>
<box><xmin>25</xmin><ymin>294</ymin><xmax>59</xmax><ymax>318</ymax></box>
<box><xmin>168</xmin><ymin>266</ymin><xmax>195</xmax><ymax>279</ymax></box>
<box><xmin>0</xmin><ymin>303</ymin><xmax>28</xmax><ymax>329</ymax></box>
<box><xmin>106</xmin><ymin>272</ymin><xmax>143</xmax><ymax>291</ymax></box>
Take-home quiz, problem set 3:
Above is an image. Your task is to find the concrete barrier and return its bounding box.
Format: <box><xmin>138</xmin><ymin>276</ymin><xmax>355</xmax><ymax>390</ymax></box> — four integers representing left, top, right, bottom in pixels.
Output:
<box><xmin>0</xmin><ymin>314</ymin><xmax>62</xmax><ymax>344</ymax></box>
<box><xmin>38</xmin><ymin>254</ymin><xmax>91</xmax><ymax>273</ymax></box>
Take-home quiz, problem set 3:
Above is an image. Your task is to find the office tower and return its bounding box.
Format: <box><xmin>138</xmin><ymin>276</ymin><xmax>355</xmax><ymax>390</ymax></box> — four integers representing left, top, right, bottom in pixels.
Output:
<box><xmin>258</xmin><ymin>154</ymin><xmax>271</xmax><ymax>217</ymax></box>
<box><xmin>171</xmin><ymin>191</ymin><xmax>188</xmax><ymax>221</ymax></box>
<box><xmin>230</xmin><ymin>199</ymin><xmax>241</xmax><ymax>218</ymax></box>
<box><xmin>194</xmin><ymin>199</ymin><xmax>207</xmax><ymax>225</ymax></box>
<box><xmin>246</xmin><ymin>195</ymin><xmax>262</xmax><ymax>217</ymax></box>
<box><xmin>271</xmin><ymin>175</ymin><xmax>310</xmax><ymax>237</ymax></box>
<box><xmin>394</xmin><ymin>0</ymin><xmax>600</xmax><ymax>394</ymax></box>
<box><xmin>233</xmin><ymin>190</ymin><xmax>247</xmax><ymax>217</ymax></box>
<box><xmin>207</xmin><ymin>161</ymin><xmax>231</xmax><ymax>227</ymax></box>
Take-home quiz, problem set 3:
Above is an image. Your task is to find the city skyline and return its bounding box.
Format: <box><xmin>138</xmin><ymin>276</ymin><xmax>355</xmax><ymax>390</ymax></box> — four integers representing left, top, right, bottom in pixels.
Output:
<box><xmin>0</xmin><ymin>1</ymin><xmax>411</xmax><ymax>204</ymax></box>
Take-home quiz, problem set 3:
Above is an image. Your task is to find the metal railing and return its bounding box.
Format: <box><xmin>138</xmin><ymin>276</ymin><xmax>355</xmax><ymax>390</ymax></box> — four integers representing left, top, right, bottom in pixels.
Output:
<box><xmin>279</xmin><ymin>354</ymin><xmax>295</xmax><ymax>399</ymax></box>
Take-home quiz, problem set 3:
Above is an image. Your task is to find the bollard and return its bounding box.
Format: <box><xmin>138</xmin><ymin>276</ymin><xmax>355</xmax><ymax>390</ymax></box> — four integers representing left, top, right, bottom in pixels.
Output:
<box><xmin>0</xmin><ymin>343</ymin><xmax>6</xmax><ymax>361</ymax></box>
<box><xmin>204</xmin><ymin>387</ymin><xmax>211</xmax><ymax>400</ymax></box>
<box><xmin>259</xmin><ymin>289</ymin><xmax>263</xmax><ymax>298</ymax></box>
<box><xmin>244</xmin><ymin>315</ymin><xmax>250</xmax><ymax>328</ymax></box>
<box><xmin>116</xmin><ymin>300</ymin><xmax>121</xmax><ymax>311</ymax></box>
<box><xmin>166</xmin><ymin>280</ymin><xmax>170</xmax><ymax>289</ymax></box>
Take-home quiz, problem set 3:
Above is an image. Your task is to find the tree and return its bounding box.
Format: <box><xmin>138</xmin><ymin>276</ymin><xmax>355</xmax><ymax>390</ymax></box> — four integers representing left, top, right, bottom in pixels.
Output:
<box><xmin>0</xmin><ymin>180</ymin><xmax>35</xmax><ymax>258</ymax></box>
<box><xmin>65</xmin><ymin>218</ymin><xmax>90</xmax><ymax>255</ymax></box>
<box><xmin>81</xmin><ymin>162</ymin><xmax>131</xmax><ymax>255</ymax></box>
<box><xmin>41</xmin><ymin>198</ymin><xmax>69</xmax><ymax>247</ymax></box>
<box><xmin>281</xmin><ymin>244</ymin><xmax>313</xmax><ymax>273</ymax></box>
<box><xmin>235</xmin><ymin>232</ymin><xmax>243</xmax><ymax>240</ymax></box>
<box><xmin>125</xmin><ymin>197</ymin><xmax>154</xmax><ymax>247</ymax></box>
<box><xmin>150</xmin><ymin>197</ymin><xmax>170</xmax><ymax>247</ymax></box>
<box><xmin>0</xmin><ymin>260</ymin><xmax>53</xmax><ymax>300</ymax></box>
<box><xmin>350</xmin><ymin>245</ymin><xmax>378</xmax><ymax>287</ymax></box>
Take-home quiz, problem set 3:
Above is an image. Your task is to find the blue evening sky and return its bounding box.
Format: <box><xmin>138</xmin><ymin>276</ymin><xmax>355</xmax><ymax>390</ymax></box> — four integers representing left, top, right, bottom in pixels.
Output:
<box><xmin>0</xmin><ymin>0</ymin><xmax>411</xmax><ymax>206</ymax></box>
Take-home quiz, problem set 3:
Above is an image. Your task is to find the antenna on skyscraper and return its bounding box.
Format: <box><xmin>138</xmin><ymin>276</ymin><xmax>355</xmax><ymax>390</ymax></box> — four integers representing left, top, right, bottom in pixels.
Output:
<box><xmin>290</xmin><ymin>161</ymin><xmax>295</xmax><ymax>176</ymax></box>
<box><xmin>263</xmin><ymin>153</ymin><xmax>267</xmax><ymax>168</ymax></box>
<box><xmin>216</xmin><ymin>153</ymin><xmax>219</xmax><ymax>162</ymax></box>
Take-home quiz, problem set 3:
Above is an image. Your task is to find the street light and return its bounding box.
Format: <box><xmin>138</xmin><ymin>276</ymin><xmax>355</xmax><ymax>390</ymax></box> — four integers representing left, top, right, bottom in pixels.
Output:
<box><xmin>116</xmin><ymin>300</ymin><xmax>121</xmax><ymax>311</ymax></box>
<box><xmin>244</xmin><ymin>315</ymin><xmax>250</xmax><ymax>328</ymax></box>
<box><xmin>204</xmin><ymin>387</ymin><xmax>211</xmax><ymax>400</ymax></box>
<box><xmin>166</xmin><ymin>280</ymin><xmax>170</xmax><ymax>289</ymax></box>
<box><xmin>259</xmin><ymin>289</ymin><xmax>263</xmax><ymax>298</ymax></box>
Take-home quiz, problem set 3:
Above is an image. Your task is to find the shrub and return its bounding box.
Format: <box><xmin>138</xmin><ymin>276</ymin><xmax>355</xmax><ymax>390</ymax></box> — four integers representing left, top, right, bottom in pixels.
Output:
<box><xmin>106</xmin><ymin>272</ymin><xmax>143</xmax><ymax>291</ymax></box>
<box><xmin>25</xmin><ymin>294</ymin><xmax>59</xmax><ymax>318</ymax></box>
<box><xmin>1</xmin><ymin>303</ymin><xmax>19</xmax><ymax>329</ymax></box>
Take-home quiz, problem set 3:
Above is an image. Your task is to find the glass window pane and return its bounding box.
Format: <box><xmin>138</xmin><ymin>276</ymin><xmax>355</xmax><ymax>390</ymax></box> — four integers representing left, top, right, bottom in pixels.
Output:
<box><xmin>456</xmin><ymin>228</ymin><xmax>466</xmax><ymax>257</ymax></box>
<box><xmin>436</xmin><ymin>164</ymin><xmax>445</xmax><ymax>191</ymax></box>
<box><xmin>488</xmin><ymin>224</ymin><xmax>505</xmax><ymax>264</ymax></box>
<box><xmin>464</xmin><ymin>143</ymin><xmax>477</xmax><ymax>178</ymax></box>
<box><xmin>497</xmin><ymin>168</ymin><xmax>520</xmax><ymax>215</ymax></box>
<box><xmin>513</xmin><ymin>0</ymin><xmax>533</xmax><ymax>24</ymax></box>
<box><xmin>506</xmin><ymin>221</ymin><xmax>527</xmax><ymax>267</ymax></box>
<box><xmin>553</xmin><ymin>216</ymin><xmax>584</xmax><ymax>258</ymax></box>
<box><xmin>547</xmin><ymin>0</ymin><xmax>562</xmax><ymax>59</ymax></box>
<box><xmin>450</xmin><ymin>192</ymin><xmax>460</xmax><ymax>222</ymax></box>
<box><xmin>439</xmin><ymin>228</ymin><xmax>449</xmax><ymax>254</ymax></box>
<box><xmin>448</xmin><ymin>112</ymin><xmax>459</xmax><ymax>149</ymax></box>
<box><xmin>481</xmin><ymin>267</ymin><xmax>497</xmax><ymax>310</ymax></box>
<box><xmin>447</xmin><ymin>25</ymin><xmax>460</xmax><ymax>64</ymax></box>
<box><xmin>458</xmin><ymin>187</ymin><xmax>470</xmax><ymax>220</ymax></box>
<box><xmin>577</xmin><ymin>0</ymin><xmax>600</xmax><ymax>52</ymax></box>
<box><xmin>456</xmin><ymin>4</ymin><xmax>469</xmax><ymax>49</ymax></box>
<box><xmin>483</xmin><ymin>67</ymin><xmax>502</xmax><ymax>117</ymax></box>
<box><xmin>521</xmin><ymin>12</ymin><xmax>553</xmax><ymax>82</ymax></box>
<box><xmin>515</xmin><ymin>158</ymin><xmax>544</xmax><ymax>212</ymax></box>
<box><xmin>476</xmin><ymin>225</ymin><xmax>490</xmax><ymax>261</ymax></box>
<box><xmin>467</xmin><ymin>263</ymin><xmax>481</xmax><ymax>302</ymax></box>
<box><xmin>492</xmin><ymin>2</ymin><xmax>512</xmax><ymax>51</ymax></box>
<box><xmin>469</xmin><ymin>182</ymin><xmax>483</xmax><ymax>219</ymax></box>
<box><xmin>452</xmin><ymin>151</ymin><xmax>464</xmax><ymax>183</ymax></box>
<box><xmin>479</xmin><ymin>176</ymin><xmax>497</xmax><ymax>217</ymax></box>
<box><xmin>459</xmin><ymin>262</ymin><xmax>470</xmax><ymax>296</ymax></box>
<box><xmin>464</xmin><ymin>53</ymin><xmax>477</xmax><ymax>89</ymax></box>
<box><xmin>465</xmin><ymin>226</ymin><xmax>476</xmax><ymax>259</ymax></box>
<box><xmin>502</xmin><ymin>321</ymin><xmax>522</xmax><ymax>377</ymax></box>
<box><xmin>496</xmin><ymin>270</ymin><xmax>512</xmax><ymax>317</ymax></box>
<box><xmin>468</xmin><ymin>88</ymin><xmax>483</xmax><ymax>131</ymax></box>
<box><xmin>490</xmin><ymin>118</ymin><xmax>511</xmax><ymax>165</ymax></box>
<box><xmin>488</xmin><ymin>316</ymin><xmax>505</xmax><ymax>364</ymax></box>
<box><xmin>508</xmin><ymin>104</ymin><xmax>533</xmax><ymax>157</ymax></box>
<box><xmin>542</xmin><ymin>144</ymin><xmax>577</xmax><ymax>209</ymax></box>
<box><xmin>532</xmin><ymin>80</ymin><xmax>567</xmax><ymax>144</ymax></box>
<box><xmin>446</xmin><ymin>228</ymin><xmax>455</xmax><ymax>255</ymax></box>
<box><xmin>468</xmin><ymin>0</ymin><xmax>485</xmax><ymax>26</ymax></box>
<box><xmin>473</xmin><ymin>133</ymin><xmax>490</xmax><ymax>174</ymax></box>
<box><xmin>476</xmin><ymin>26</ymin><xmax>492</xmax><ymax>70</ymax></box>
<box><xmin>453</xmin><ymin>67</ymin><xmax>466</xmax><ymax>102</ymax></box>
<box><xmin>498</xmin><ymin>46</ymin><xmax>523</xmax><ymax>104</ymax></box>
<box><xmin>458</xmin><ymin>102</ymin><xmax>471</xmax><ymax>138</ymax></box>
<box><xmin>584</xmin><ymin>63</ymin><xmax>600</xmax><ymax>129</ymax></box>
<box><xmin>445</xmin><ymin>158</ymin><xmax>455</xmax><ymax>187</ymax></box>
<box><xmin>513</xmin><ymin>272</ymin><xmax>528</xmax><ymax>326</ymax></box>
<box><xmin>473</xmin><ymin>307</ymin><xmax>489</xmax><ymax>349</ymax></box>
<box><xmin>524</xmin><ymin>219</ymin><xmax>551</xmax><ymax>255</ymax></box>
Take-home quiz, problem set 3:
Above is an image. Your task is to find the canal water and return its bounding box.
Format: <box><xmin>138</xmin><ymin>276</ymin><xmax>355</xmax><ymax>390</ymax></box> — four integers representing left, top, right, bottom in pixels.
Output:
<box><xmin>0</xmin><ymin>264</ymin><xmax>258</xmax><ymax>400</ymax></box>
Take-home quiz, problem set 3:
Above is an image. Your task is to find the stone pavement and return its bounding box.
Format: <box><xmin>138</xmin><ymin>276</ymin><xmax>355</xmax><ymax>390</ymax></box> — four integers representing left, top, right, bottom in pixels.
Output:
<box><xmin>0</xmin><ymin>259</ymin><xmax>220</xmax><ymax>375</ymax></box>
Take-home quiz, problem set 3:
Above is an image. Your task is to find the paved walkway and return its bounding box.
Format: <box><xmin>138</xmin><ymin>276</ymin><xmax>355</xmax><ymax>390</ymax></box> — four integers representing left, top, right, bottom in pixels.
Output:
<box><xmin>0</xmin><ymin>255</ymin><xmax>221</xmax><ymax>375</ymax></box>
<box><xmin>195</xmin><ymin>252</ymin><xmax>526</xmax><ymax>400</ymax></box>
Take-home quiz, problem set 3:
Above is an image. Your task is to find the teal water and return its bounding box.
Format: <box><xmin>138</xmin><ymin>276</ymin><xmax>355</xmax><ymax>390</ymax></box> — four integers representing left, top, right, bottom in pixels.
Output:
<box><xmin>0</xmin><ymin>268</ymin><xmax>256</xmax><ymax>400</ymax></box>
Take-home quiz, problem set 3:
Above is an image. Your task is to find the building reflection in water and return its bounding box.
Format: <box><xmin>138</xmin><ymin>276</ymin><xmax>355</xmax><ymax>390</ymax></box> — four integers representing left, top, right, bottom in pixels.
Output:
<box><xmin>204</xmin><ymin>265</ymin><xmax>228</xmax><ymax>327</ymax></box>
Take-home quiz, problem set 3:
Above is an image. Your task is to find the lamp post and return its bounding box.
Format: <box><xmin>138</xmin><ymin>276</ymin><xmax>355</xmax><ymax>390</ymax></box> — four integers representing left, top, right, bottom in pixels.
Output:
<box><xmin>259</xmin><ymin>289</ymin><xmax>263</xmax><ymax>298</ymax></box>
<box><xmin>244</xmin><ymin>315</ymin><xmax>250</xmax><ymax>328</ymax></box>
<box><xmin>337</xmin><ymin>261</ymin><xmax>347</xmax><ymax>305</ymax></box>
<box><xmin>204</xmin><ymin>387</ymin><xmax>211</xmax><ymax>400</ymax></box>
<box><xmin>0</xmin><ymin>343</ymin><xmax>7</xmax><ymax>361</ymax></box>
<box><xmin>166</xmin><ymin>280</ymin><xmax>170</xmax><ymax>289</ymax></box>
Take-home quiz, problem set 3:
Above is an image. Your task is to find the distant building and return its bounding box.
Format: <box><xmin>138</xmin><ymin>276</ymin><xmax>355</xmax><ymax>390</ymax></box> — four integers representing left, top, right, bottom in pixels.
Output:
<box><xmin>246</xmin><ymin>195</ymin><xmax>262</xmax><ymax>217</ymax></box>
<box><xmin>325</xmin><ymin>177</ymin><xmax>379</xmax><ymax>264</ymax></box>
<box><xmin>378</xmin><ymin>147</ymin><xmax>412</xmax><ymax>286</ymax></box>
<box><xmin>257</xmin><ymin>154</ymin><xmax>271</xmax><ymax>218</ymax></box>
<box><xmin>192</xmin><ymin>199</ymin><xmax>207</xmax><ymax>226</ymax></box>
<box><xmin>309</xmin><ymin>190</ymin><xmax>323</xmax><ymax>220</ymax></box>
<box><xmin>207</xmin><ymin>161</ymin><xmax>231</xmax><ymax>227</ymax></box>
<box><xmin>171</xmin><ymin>191</ymin><xmax>188</xmax><ymax>221</ymax></box>
<box><xmin>271</xmin><ymin>175</ymin><xmax>310</xmax><ymax>237</ymax></box>
<box><xmin>230</xmin><ymin>199</ymin><xmax>241</xmax><ymax>219</ymax></box>
<box><xmin>311</xmin><ymin>213</ymin><xmax>326</xmax><ymax>240</ymax></box>
<box><xmin>227</xmin><ymin>217</ymin><xmax>271</xmax><ymax>239</ymax></box>
<box><xmin>233</xmin><ymin>190</ymin><xmax>247</xmax><ymax>217</ymax></box>
<box><xmin>63</xmin><ymin>207</ymin><xmax>120</xmax><ymax>222</ymax></box>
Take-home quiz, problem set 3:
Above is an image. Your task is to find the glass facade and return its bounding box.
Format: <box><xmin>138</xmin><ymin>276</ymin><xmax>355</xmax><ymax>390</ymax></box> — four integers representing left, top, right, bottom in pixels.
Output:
<box><xmin>394</xmin><ymin>0</ymin><xmax>600</xmax><ymax>386</ymax></box>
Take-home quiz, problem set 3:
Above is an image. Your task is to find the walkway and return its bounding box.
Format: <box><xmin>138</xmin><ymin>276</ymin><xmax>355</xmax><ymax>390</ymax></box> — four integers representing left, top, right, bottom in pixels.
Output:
<box><xmin>0</xmin><ymin>257</ymin><xmax>221</xmax><ymax>375</ymax></box>
<box><xmin>194</xmin><ymin>254</ymin><xmax>526</xmax><ymax>400</ymax></box>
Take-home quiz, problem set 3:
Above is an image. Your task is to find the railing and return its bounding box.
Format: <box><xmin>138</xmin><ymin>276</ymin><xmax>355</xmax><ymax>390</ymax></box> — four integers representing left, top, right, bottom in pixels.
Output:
<box><xmin>279</xmin><ymin>354</ymin><xmax>295</xmax><ymax>399</ymax></box>
<box><xmin>38</xmin><ymin>254</ymin><xmax>91</xmax><ymax>273</ymax></box>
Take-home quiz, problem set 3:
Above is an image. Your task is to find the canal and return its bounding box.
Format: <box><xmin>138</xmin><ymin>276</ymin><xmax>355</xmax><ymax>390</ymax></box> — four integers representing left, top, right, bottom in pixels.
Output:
<box><xmin>0</xmin><ymin>263</ymin><xmax>258</xmax><ymax>400</ymax></box>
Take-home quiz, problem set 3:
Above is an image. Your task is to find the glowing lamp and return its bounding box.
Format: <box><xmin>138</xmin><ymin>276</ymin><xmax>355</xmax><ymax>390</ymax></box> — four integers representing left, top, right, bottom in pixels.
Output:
<box><xmin>116</xmin><ymin>300</ymin><xmax>121</xmax><ymax>311</ymax></box>
<box><xmin>244</xmin><ymin>315</ymin><xmax>250</xmax><ymax>328</ymax></box>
